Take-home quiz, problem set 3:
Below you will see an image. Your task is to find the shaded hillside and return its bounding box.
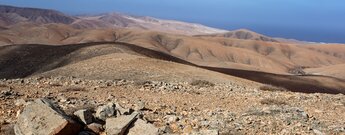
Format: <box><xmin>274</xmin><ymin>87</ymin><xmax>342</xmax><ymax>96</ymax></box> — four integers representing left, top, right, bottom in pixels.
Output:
<box><xmin>0</xmin><ymin>5</ymin><xmax>75</xmax><ymax>25</ymax></box>
<box><xmin>0</xmin><ymin>42</ymin><xmax>193</xmax><ymax>79</ymax></box>
<box><xmin>0</xmin><ymin>42</ymin><xmax>247</xmax><ymax>85</ymax></box>
<box><xmin>203</xmin><ymin>66</ymin><xmax>345</xmax><ymax>94</ymax></box>
<box><xmin>0</xmin><ymin>42</ymin><xmax>345</xmax><ymax>94</ymax></box>
<box><xmin>0</xmin><ymin>24</ymin><xmax>345</xmax><ymax>75</ymax></box>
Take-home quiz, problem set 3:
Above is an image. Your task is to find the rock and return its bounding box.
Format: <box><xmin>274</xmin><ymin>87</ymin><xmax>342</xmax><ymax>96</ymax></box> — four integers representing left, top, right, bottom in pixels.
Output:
<box><xmin>14</xmin><ymin>99</ymin><xmax>26</xmax><ymax>106</ymax></box>
<box><xmin>106</xmin><ymin>112</ymin><xmax>138</xmax><ymax>135</ymax></box>
<box><xmin>16</xmin><ymin>110</ymin><xmax>21</xmax><ymax>118</ymax></box>
<box><xmin>183</xmin><ymin>125</ymin><xmax>193</xmax><ymax>134</ymax></box>
<box><xmin>14</xmin><ymin>98</ymin><xmax>81</xmax><ymax>135</ymax></box>
<box><xmin>127</xmin><ymin>119</ymin><xmax>159</xmax><ymax>135</ymax></box>
<box><xmin>58</xmin><ymin>96</ymin><xmax>69</xmax><ymax>103</ymax></box>
<box><xmin>0</xmin><ymin>124</ymin><xmax>15</xmax><ymax>135</ymax></box>
<box><xmin>74</xmin><ymin>109</ymin><xmax>94</xmax><ymax>125</ymax></box>
<box><xmin>164</xmin><ymin>115</ymin><xmax>179</xmax><ymax>124</ymax></box>
<box><xmin>0</xmin><ymin>89</ymin><xmax>20</xmax><ymax>99</ymax></box>
<box><xmin>313</xmin><ymin>129</ymin><xmax>324</xmax><ymax>135</ymax></box>
<box><xmin>169</xmin><ymin>123</ymin><xmax>180</xmax><ymax>133</ymax></box>
<box><xmin>87</xmin><ymin>123</ymin><xmax>104</xmax><ymax>134</ymax></box>
<box><xmin>96</xmin><ymin>103</ymin><xmax>116</xmax><ymax>121</ymax></box>
<box><xmin>134</xmin><ymin>101</ymin><xmax>145</xmax><ymax>111</ymax></box>
<box><xmin>107</xmin><ymin>94</ymin><xmax>115</xmax><ymax>101</ymax></box>
<box><xmin>191</xmin><ymin>129</ymin><xmax>219</xmax><ymax>135</ymax></box>
<box><xmin>115</xmin><ymin>103</ymin><xmax>131</xmax><ymax>115</ymax></box>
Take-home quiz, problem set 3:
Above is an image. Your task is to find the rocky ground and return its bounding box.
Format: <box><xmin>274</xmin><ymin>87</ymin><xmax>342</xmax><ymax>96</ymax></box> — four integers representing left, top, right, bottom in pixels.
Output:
<box><xmin>0</xmin><ymin>76</ymin><xmax>345</xmax><ymax>135</ymax></box>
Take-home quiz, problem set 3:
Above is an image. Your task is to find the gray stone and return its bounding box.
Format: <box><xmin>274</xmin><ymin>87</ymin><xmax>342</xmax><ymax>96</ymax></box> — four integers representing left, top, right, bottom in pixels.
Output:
<box><xmin>106</xmin><ymin>112</ymin><xmax>138</xmax><ymax>135</ymax></box>
<box><xmin>96</xmin><ymin>102</ymin><xmax>116</xmax><ymax>121</ymax></box>
<box><xmin>313</xmin><ymin>129</ymin><xmax>324</xmax><ymax>135</ymax></box>
<box><xmin>134</xmin><ymin>101</ymin><xmax>145</xmax><ymax>111</ymax></box>
<box><xmin>74</xmin><ymin>109</ymin><xmax>94</xmax><ymax>125</ymax></box>
<box><xmin>127</xmin><ymin>119</ymin><xmax>159</xmax><ymax>135</ymax></box>
<box><xmin>164</xmin><ymin>115</ymin><xmax>179</xmax><ymax>124</ymax></box>
<box><xmin>115</xmin><ymin>103</ymin><xmax>131</xmax><ymax>115</ymax></box>
<box><xmin>14</xmin><ymin>99</ymin><xmax>27</xmax><ymax>106</ymax></box>
<box><xmin>14</xmin><ymin>98</ymin><xmax>81</xmax><ymax>135</ymax></box>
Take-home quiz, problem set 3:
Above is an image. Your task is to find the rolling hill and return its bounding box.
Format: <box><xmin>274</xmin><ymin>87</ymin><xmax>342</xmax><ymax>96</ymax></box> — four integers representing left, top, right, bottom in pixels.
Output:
<box><xmin>195</xmin><ymin>29</ymin><xmax>278</xmax><ymax>42</ymax></box>
<box><xmin>0</xmin><ymin>5</ymin><xmax>227</xmax><ymax>35</ymax></box>
<box><xmin>0</xmin><ymin>5</ymin><xmax>75</xmax><ymax>25</ymax></box>
<box><xmin>0</xmin><ymin>5</ymin><xmax>345</xmax><ymax>94</ymax></box>
<box><xmin>1</xmin><ymin>42</ymin><xmax>345</xmax><ymax>94</ymax></box>
<box><xmin>1</xmin><ymin>23</ymin><xmax>344</xmax><ymax>74</ymax></box>
<box><xmin>305</xmin><ymin>64</ymin><xmax>345</xmax><ymax>80</ymax></box>
<box><xmin>72</xmin><ymin>13</ymin><xmax>228</xmax><ymax>35</ymax></box>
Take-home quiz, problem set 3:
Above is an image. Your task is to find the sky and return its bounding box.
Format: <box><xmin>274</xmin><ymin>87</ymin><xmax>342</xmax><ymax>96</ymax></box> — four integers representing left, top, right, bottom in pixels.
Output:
<box><xmin>1</xmin><ymin>0</ymin><xmax>345</xmax><ymax>43</ymax></box>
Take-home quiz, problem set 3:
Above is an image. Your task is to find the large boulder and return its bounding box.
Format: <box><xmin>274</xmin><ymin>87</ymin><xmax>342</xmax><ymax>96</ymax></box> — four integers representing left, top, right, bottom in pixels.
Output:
<box><xmin>106</xmin><ymin>112</ymin><xmax>138</xmax><ymax>135</ymax></box>
<box><xmin>14</xmin><ymin>98</ymin><xmax>81</xmax><ymax>135</ymax></box>
<box><xmin>127</xmin><ymin>119</ymin><xmax>159</xmax><ymax>135</ymax></box>
<box><xmin>95</xmin><ymin>102</ymin><xmax>117</xmax><ymax>121</ymax></box>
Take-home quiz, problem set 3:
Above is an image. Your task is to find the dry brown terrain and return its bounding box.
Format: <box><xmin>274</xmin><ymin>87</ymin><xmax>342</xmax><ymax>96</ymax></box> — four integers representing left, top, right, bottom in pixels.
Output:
<box><xmin>1</xmin><ymin>23</ymin><xmax>344</xmax><ymax>74</ymax></box>
<box><xmin>0</xmin><ymin>42</ymin><xmax>257</xmax><ymax>85</ymax></box>
<box><xmin>195</xmin><ymin>29</ymin><xmax>278</xmax><ymax>42</ymax></box>
<box><xmin>1</xmin><ymin>76</ymin><xmax>345</xmax><ymax>135</ymax></box>
<box><xmin>0</xmin><ymin>5</ymin><xmax>227</xmax><ymax>35</ymax></box>
<box><xmin>1</xmin><ymin>5</ymin><xmax>345</xmax><ymax>135</ymax></box>
<box><xmin>0</xmin><ymin>42</ymin><xmax>344</xmax><ymax>94</ymax></box>
<box><xmin>305</xmin><ymin>64</ymin><xmax>345</xmax><ymax>80</ymax></box>
<box><xmin>0</xmin><ymin>22</ymin><xmax>345</xmax><ymax>93</ymax></box>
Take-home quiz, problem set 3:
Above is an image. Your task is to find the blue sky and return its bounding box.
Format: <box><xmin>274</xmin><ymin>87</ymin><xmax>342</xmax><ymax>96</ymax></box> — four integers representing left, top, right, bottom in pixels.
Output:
<box><xmin>1</xmin><ymin>0</ymin><xmax>345</xmax><ymax>43</ymax></box>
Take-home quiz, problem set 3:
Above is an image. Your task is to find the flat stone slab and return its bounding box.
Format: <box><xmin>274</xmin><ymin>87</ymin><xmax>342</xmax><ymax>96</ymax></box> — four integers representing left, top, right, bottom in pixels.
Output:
<box><xmin>14</xmin><ymin>98</ymin><xmax>81</xmax><ymax>135</ymax></box>
<box><xmin>127</xmin><ymin>119</ymin><xmax>159</xmax><ymax>135</ymax></box>
<box><xmin>106</xmin><ymin>112</ymin><xmax>138</xmax><ymax>135</ymax></box>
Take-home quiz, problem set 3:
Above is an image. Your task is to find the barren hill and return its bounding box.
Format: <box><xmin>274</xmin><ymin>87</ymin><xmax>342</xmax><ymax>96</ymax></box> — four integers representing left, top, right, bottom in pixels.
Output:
<box><xmin>1</xmin><ymin>23</ymin><xmax>345</xmax><ymax>75</ymax></box>
<box><xmin>0</xmin><ymin>5</ymin><xmax>227</xmax><ymax>35</ymax></box>
<box><xmin>305</xmin><ymin>64</ymin><xmax>345</xmax><ymax>80</ymax></box>
<box><xmin>195</xmin><ymin>29</ymin><xmax>278</xmax><ymax>42</ymax></box>
<box><xmin>1</xmin><ymin>5</ymin><xmax>345</xmax><ymax>135</ymax></box>
<box><xmin>72</xmin><ymin>13</ymin><xmax>228</xmax><ymax>35</ymax></box>
<box><xmin>1</xmin><ymin>42</ymin><xmax>345</xmax><ymax>94</ymax></box>
<box><xmin>0</xmin><ymin>5</ymin><xmax>345</xmax><ymax>94</ymax></box>
<box><xmin>0</xmin><ymin>42</ymin><xmax>254</xmax><ymax>85</ymax></box>
<box><xmin>0</xmin><ymin>5</ymin><xmax>75</xmax><ymax>25</ymax></box>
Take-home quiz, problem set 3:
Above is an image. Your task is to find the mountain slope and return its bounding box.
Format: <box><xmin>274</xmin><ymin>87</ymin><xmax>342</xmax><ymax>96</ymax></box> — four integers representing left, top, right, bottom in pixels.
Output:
<box><xmin>73</xmin><ymin>13</ymin><xmax>228</xmax><ymax>35</ymax></box>
<box><xmin>305</xmin><ymin>64</ymin><xmax>345</xmax><ymax>80</ymax></box>
<box><xmin>195</xmin><ymin>29</ymin><xmax>278</xmax><ymax>42</ymax></box>
<box><xmin>0</xmin><ymin>5</ymin><xmax>227</xmax><ymax>35</ymax></box>
<box><xmin>1</xmin><ymin>42</ymin><xmax>345</xmax><ymax>94</ymax></box>
<box><xmin>1</xmin><ymin>23</ymin><xmax>345</xmax><ymax>75</ymax></box>
<box><xmin>0</xmin><ymin>42</ymin><xmax>256</xmax><ymax>85</ymax></box>
<box><xmin>0</xmin><ymin>5</ymin><xmax>75</xmax><ymax>25</ymax></box>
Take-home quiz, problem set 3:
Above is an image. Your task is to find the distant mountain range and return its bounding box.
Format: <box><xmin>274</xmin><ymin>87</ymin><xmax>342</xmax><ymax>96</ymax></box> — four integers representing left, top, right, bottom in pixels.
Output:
<box><xmin>0</xmin><ymin>5</ymin><xmax>307</xmax><ymax>43</ymax></box>
<box><xmin>0</xmin><ymin>5</ymin><xmax>227</xmax><ymax>35</ymax></box>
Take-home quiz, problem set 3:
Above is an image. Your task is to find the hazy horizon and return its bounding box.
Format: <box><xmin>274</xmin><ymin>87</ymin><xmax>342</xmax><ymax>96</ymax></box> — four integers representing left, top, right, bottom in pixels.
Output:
<box><xmin>1</xmin><ymin>0</ymin><xmax>345</xmax><ymax>43</ymax></box>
